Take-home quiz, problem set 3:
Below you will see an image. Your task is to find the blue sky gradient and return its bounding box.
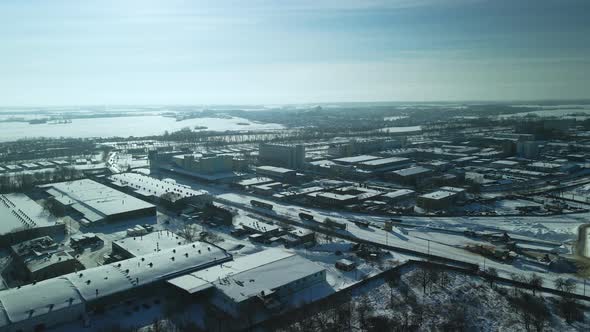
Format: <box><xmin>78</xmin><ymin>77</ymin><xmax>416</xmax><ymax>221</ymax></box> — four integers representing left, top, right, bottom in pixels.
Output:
<box><xmin>1</xmin><ymin>0</ymin><xmax>589</xmax><ymax>105</ymax></box>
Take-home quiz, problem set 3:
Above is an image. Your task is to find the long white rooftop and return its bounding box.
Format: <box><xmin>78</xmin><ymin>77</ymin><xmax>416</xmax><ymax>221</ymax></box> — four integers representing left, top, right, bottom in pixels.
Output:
<box><xmin>168</xmin><ymin>249</ymin><xmax>325</xmax><ymax>303</ymax></box>
<box><xmin>42</xmin><ymin>179</ymin><xmax>155</xmax><ymax>223</ymax></box>
<box><xmin>0</xmin><ymin>193</ymin><xmax>58</xmax><ymax>236</ymax></box>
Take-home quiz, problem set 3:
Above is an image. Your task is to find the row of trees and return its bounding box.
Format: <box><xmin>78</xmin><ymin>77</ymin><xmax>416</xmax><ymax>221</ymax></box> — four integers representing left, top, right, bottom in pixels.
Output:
<box><xmin>0</xmin><ymin>166</ymin><xmax>83</xmax><ymax>193</ymax></box>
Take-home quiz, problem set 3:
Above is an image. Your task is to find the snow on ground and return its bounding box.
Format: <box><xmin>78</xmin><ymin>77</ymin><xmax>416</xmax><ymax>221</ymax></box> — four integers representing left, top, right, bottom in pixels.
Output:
<box><xmin>216</xmin><ymin>192</ymin><xmax>590</xmax><ymax>296</ymax></box>
<box><xmin>346</xmin><ymin>267</ymin><xmax>590</xmax><ymax>332</ymax></box>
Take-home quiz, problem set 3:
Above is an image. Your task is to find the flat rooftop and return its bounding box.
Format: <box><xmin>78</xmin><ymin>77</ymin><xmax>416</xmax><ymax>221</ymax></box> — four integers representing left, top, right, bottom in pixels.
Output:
<box><xmin>0</xmin><ymin>193</ymin><xmax>59</xmax><ymax>236</ymax></box>
<box><xmin>113</xmin><ymin>231</ymin><xmax>186</xmax><ymax>257</ymax></box>
<box><xmin>109</xmin><ymin>172</ymin><xmax>208</xmax><ymax>200</ymax></box>
<box><xmin>393</xmin><ymin>166</ymin><xmax>432</xmax><ymax>177</ymax></box>
<box><xmin>420</xmin><ymin>190</ymin><xmax>457</xmax><ymax>200</ymax></box>
<box><xmin>316</xmin><ymin>192</ymin><xmax>357</xmax><ymax>201</ymax></box>
<box><xmin>359</xmin><ymin>157</ymin><xmax>410</xmax><ymax>166</ymax></box>
<box><xmin>42</xmin><ymin>179</ymin><xmax>155</xmax><ymax>223</ymax></box>
<box><xmin>383</xmin><ymin>189</ymin><xmax>415</xmax><ymax>199</ymax></box>
<box><xmin>237</xmin><ymin>177</ymin><xmax>274</xmax><ymax>187</ymax></box>
<box><xmin>256</xmin><ymin>166</ymin><xmax>296</xmax><ymax>174</ymax></box>
<box><xmin>333</xmin><ymin>155</ymin><xmax>380</xmax><ymax>164</ymax></box>
<box><xmin>168</xmin><ymin>249</ymin><xmax>325</xmax><ymax>302</ymax></box>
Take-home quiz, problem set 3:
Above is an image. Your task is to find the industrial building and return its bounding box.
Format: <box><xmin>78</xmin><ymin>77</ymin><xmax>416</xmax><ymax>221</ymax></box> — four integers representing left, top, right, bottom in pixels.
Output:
<box><xmin>0</xmin><ymin>241</ymin><xmax>232</xmax><ymax>332</ymax></box>
<box><xmin>259</xmin><ymin>143</ymin><xmax>305</xmax><ymax>169</ymax></box>
<box><xmin>390</xmin><ymin>166</ymin><xmax>433</xmax><ymax>186</ymax></box>
<box><xmin>381</xmin><ymin>189</ymin><xmax>415</xmax><ymax>203</ymax></box>
<box><xmin>108</xmin><ymin>172</ymin><xmax>211</xmax><ymax>209</ymax></box>
<box><xmin>111</xmin><ymin>231</ymin><xmax>186</xmax><ymax>259</ymax></box>
<box><xmin>0</xmin><ymin>194</ymin><xmax>65</xmax><ymax>247</ymax></box>
<box><xmin>10</xmin><ymin>236</ymin><xmax>83</xmax><ymax>282</ymax></box>
<box><xmin>357</xmin><ymin>156</ymin><xmax>412</xmax><ymax>172</ymax></box>
<box><xmin>172</xmin><ymin>154</ymin><xmax>234</xmax><ymax>174</ymax></box>
<box><xmin>332</xmin><ymin>155</ymin><xmax>380</xmax><ymax>166</ymax></box>
<box><xmin>256</xmin><ymin>165</ymin><xmax>297</xmax><ymax>182</ymax></box>
<box><xmin>517</xmin><ymin>140</ymin><xmax>540</xmax><ymax>159</ymax></box>
<box><xmin>168</xmin><ymin>249</ymin><xmax>326</xmax><ymax>318</ymax></box>
<box><xmin>417</xmin><ymin>189</ymin><xmax>460</xmax><ymax>210</ymax></box>
<box><xmin>42</xmin><ymin>179</ymin><xmax>156</xmax><ymax>225</ymax></box>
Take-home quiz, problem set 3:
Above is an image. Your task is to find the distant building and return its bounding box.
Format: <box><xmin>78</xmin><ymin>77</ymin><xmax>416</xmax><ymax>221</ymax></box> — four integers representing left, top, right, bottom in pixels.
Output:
<box><xmin>256</xmin><ymin>165</ymin><xmax>297</xmax><ymax>183</ymax></box>
<box><xmin>381</xmin><ymin>189</ymin><xmax>415</xmax><ymax>204</ymax></box>
<box><xmin>357</xmin><ymin>157</ymin><xmax>412</xmax><ymax>172</ymax></box>
<box><xmin>417</xmin><ymin>190</ymin><xmax>459</xmax><ymax>210</ymax></box>
<box><xmin>312</xmin><ymin>192</ymin><xmax>357</xmax><ymax>207</ymax></box>
<box><xmin>173</xmin><ymin>154</ymin><xmax>234</xmax><ymax>174</ymax></box>
<box><xmin>517</xmin><ymin>140</ymin><xmax>540</xmax><ymax>159</ymax></box>
<box><xmin>390</xmin><ymin>166</ymin><xmax>433</xmax><ymax>186</ymax></box>
<box><xmin>259</xmin><ymin>143</ymin><xmax>305</xmax><ymax>169</ymax></box>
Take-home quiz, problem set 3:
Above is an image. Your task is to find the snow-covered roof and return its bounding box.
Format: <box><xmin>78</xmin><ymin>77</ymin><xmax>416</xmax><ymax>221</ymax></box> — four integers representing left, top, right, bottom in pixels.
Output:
<box><xmin>0</xmin><ymin>193</ymin><xmax>58</xmax><ymax>236</ymax></box>
<box><xmin>67</xmin><ymin>241</ymin><xmax>230</xmax><ymax>301</ymax></box>
<box><xmin>109</xmin><ymin>172</ymin><xmax>208</xmax><ymax>200</ymax></box>
<box><xmin>359</xmin><ymin>157</ymin><xmax>410</xmax><ymax>166</ymax></box>
<box><xmin>0</xmin><ymin>277</ymin><xmax>83</xmax><ymax>327</ymax></box>
<box><xmin>0</xmin><ymin>241</ymin><xmax>231</xmax><ymax>328</ymax></box>
<box><xmin>383</xmin><ymin>189</ymin><xmax>415</xmax><ymax>199</ymax></box>
<box><xmin>393</xmin><ymin>166</ymin><xmax>432</xmax><ymax>177</ymax></box>
<box><xmin>256</xmin><ymin>166</ymin><xmax>296</xmax><ymax>174</ymax></box>
<box><xmin>332</xmin><ymin>155</ymin><xmax>380</xmax><ymax>164</ymax></box>
<box><xmin>419</xmin><ymin>190</ymin><xmax>457</xmax><ymax>200</ymax></box>
<box><xmin>113</xmin><ymin>231</ymin><xmax>186</xmax><ymax>257</ymax></box>
<box><xmin>168</xmin><ymin>249</ymin><xmax>325</xmax><ymax>303</ymax></box>
<box><xmin>42</xmin><ymin>179</ymin><xmax>155</xmax><ymax>223</ymax></box>
<box><xmin>316</xmin><ymin>192</ymin><xmax>357</xmax><ymax>201</ymax></box>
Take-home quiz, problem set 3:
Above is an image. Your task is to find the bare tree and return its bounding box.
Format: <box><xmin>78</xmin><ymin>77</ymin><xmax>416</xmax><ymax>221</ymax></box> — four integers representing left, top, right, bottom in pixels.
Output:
<box><xmin>178</xmin><ymin>223</ymin><xmax>199</xmax><ymax>243</ymax></box>
<box><xmin>528</xmin><ymin>274</ymin><xmax>543</xmax><ymax>296</ymax></box>
<box><xmin>485</xmin><ymin>267</ymin><xmax>499</xmax><ymax>288</ymax></box>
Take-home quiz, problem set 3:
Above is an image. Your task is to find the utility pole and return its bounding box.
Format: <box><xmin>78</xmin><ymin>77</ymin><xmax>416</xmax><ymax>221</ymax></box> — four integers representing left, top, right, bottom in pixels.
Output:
<box><xmin>427</xmin><ymin>239</ymin><xmax>430</xmax><ymax>256</ymax></box>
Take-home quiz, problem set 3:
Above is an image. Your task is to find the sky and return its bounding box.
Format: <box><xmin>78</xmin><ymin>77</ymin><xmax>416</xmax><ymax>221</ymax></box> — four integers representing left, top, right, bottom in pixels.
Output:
<box><xmin>1</xmin><ymin>0</ymin><xmax>589</xmax><ymax>106</ymax></box>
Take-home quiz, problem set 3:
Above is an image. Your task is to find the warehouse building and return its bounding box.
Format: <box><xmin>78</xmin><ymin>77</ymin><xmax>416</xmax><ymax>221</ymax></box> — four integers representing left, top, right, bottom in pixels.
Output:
<box><xmin>417</xmin><ymin>190</ymin><xmax>458</xmax><ymax>210</ymax></box>
<box><xmin>256</xmin><ymin>166</ymin><xmax>297</xmax><ymax>183</ymax></box>
<box><xmin>111</xmin><ymin>231</ymin><xmax>186</xmax><ymax>259</ymax></box>
<box><xmin>332</xmin><ymin>155</ymin><xmax>380</xmax><ymax>166</ymax></box>
<box><xmin>0</xmin><ymin>194</ymin><xmax>65</xmax><ymax>247</ymax></box>
<box><xmin>168</xmin><ymin>249</ymin><xmax>326</xmax><ymax>318</ymax></box>
<box><xmin>108</xmin><ymin>172</ymin><xmax>211</xmax><ymax>210</ymax></box>
<box><xmin>10</xmin><ymin>236</ymin><xmax>83</xmax><ymax>282</ymax></box>
<box><xmin>390</xmin><ymin>166</ymin><xmax>433</xmax><ymax>186</ymax></box>
<box><xmin>172</xmin><ymin>154</ymin><xmax>234</xmax><ymax>174</ymax></box>
<box><xmin>0</xmin><ymin>241</ymin><xmax>231</xmax><ymax>332</ymax></box>
<box><xmin>381</xmin><ymin>189</ymin><xmax>415</xmax><ymax>204</ymax></box>
<box><xmin>357</xmin><ymin>157</ymin><xmax>412</xmax><ymax>172</ymax></box>
<box><xmin>42</xmin><ymin>179</ymin><xmax>156</xmax><ymax>226</ymax></box>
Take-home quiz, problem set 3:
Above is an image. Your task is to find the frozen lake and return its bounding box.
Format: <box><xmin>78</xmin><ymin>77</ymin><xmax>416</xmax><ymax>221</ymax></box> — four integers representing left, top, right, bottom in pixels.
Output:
<box><xmin>0</xmin><ymin>115</ymin><xmax>284</xmax><ymax>142</ymax></box>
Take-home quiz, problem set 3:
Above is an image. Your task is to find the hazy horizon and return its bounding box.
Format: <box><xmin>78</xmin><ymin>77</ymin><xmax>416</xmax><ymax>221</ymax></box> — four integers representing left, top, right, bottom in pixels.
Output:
<box><xmin>2</xmin><ymin>0</ymin><xmax>589</xmax><ymax>106</ymax></box>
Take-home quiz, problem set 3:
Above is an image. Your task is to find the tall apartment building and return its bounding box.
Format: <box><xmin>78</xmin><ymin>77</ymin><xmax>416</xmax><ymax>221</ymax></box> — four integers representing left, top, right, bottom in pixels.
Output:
<box><xmin>258</xmin><ymin>143</ymin><xmax>305</xmax><ymax>169</ymax></box>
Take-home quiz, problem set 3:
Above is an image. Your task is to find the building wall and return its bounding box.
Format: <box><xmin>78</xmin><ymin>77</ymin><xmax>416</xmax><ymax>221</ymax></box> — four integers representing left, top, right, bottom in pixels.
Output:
<box><xmin>259</xmin><ymin>144</ymin><xmax>305</xmax><ymax>169</ymax></box>
<box><xmin>417</xmin><ymin>195</ymin><xmax>455</xmax><ymax>210</ymax></box>
<box><xmin>2</xmin><ymin>304</ymin><xmax>86</xmax><ymax>332</ymax></box>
